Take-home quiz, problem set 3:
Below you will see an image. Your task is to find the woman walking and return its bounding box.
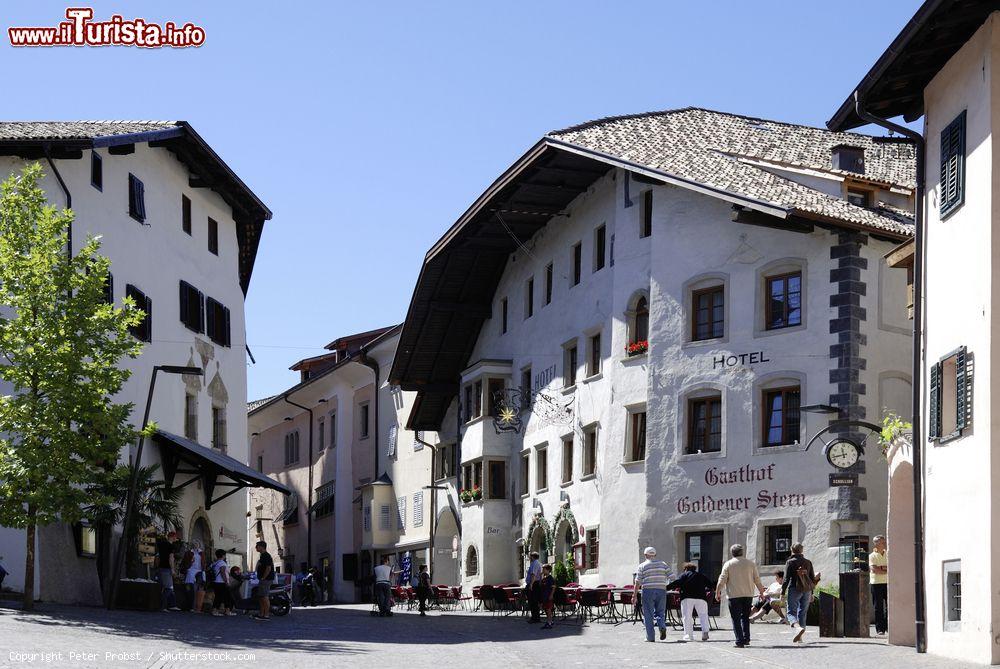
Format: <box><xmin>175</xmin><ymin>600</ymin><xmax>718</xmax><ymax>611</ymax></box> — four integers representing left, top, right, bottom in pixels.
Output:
<box><xmin>666</xmin><ymin>562</ymin><xmax>714</xmax><ymax>641</ymax></box>
<box><xmin>209</xmin><ymin>549</ymin><xmax>236</xmax><ymax>616</ymax></box>
<box><xmin>781</xmin><ymin>542</ymin><xmax>821</xmax><ymax>642</ymax></box>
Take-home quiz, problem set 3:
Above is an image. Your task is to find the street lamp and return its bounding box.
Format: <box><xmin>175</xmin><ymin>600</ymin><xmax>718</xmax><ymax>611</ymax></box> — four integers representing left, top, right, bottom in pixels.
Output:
<box><xmin>107</xmin><ymin>364</ymin><xmax>203</xmax><ymax>609</ymax></box>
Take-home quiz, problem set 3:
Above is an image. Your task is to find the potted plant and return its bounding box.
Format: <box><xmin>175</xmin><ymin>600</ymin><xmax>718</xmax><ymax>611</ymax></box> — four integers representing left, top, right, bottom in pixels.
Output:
<box><xmin>459</xmin><ymin>489</ymin><xmax>473</xmax><ymax>503</ymax></box>
<box><xmin>626</xmin><ymin>340</ymin><xmax>649</xmax><ymax>357</ymax></box>
<box><xmin>471</xmin><ymin>486</ymin><xmax>482</xmax><ymax>501</ymax></box>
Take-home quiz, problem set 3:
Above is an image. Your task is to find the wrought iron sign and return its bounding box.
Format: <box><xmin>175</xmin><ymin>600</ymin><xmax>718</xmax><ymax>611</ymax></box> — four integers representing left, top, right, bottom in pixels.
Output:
<box><xmin>491</xmin><ymin>387</ymin><xmax>575</xmax><ymax>434</ymax></box>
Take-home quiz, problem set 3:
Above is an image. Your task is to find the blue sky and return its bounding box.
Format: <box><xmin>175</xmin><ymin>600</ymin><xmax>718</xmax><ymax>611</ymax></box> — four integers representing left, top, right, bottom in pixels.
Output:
<box><xmin>0</xmin><ymin>1</ymin><xmax>920</xmax><ymax>400</ymax></box>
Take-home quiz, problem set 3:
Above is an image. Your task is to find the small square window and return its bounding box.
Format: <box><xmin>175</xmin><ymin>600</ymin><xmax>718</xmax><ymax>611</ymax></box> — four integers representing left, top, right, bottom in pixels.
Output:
<box><xmin>586</xmin><ymin>528</ymin><xmax>599</xmax><ymax>569</ymax></box>
<box><xmin>765</xmin><ymin>272</ymin><xmax>802</xmax><ymax>330</ymax></box>
<box><xmin>627</xmin><ymin>410</ymin><xmax>646</xmax><ymax>462</ymax></box>
<box><xmin>687</xmin><ymin>396</ymin><xmax>722</xmax><ymax>454</ymax></box>
<box><xmin>90</xmin><ymin>152</ymin><xmax>102</xmax><ymax>191</ymax></box>
<box><xmin>846</xmin><ymin>187</ymin><xmax>872</xmax><ymax>207</ymax></box>
<box><xmin>763</xmin><ymin>524</ymin><xmax>792</xmax><ymax>565</ymax></box>
<box><xmin>944</xmin><ymin>559</ymin><xmax>962</xmax><ymax>629</ymax></box>
<box><xmin>571</xmin><ymin>243</ymin><xmax>582</xmax><ymax>286</ymax></box>
<box><xmin>692</xmin><ymin>286</ymin><xmax>724</xmax><ymax>341</ymax></box>
<box><xmin>593</xmin><ymin>225</ymin><xmax>606</xmax><ymax>272</ymax></box>
<box><xmin>762</xmin><ymin>386</ymin><xmax>800</xmax><ymax>447</ymax></box>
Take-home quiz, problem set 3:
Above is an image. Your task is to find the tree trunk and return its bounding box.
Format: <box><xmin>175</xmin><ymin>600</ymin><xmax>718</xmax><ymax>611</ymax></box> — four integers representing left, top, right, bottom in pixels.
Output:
<box><xmin>23</xmin><ymin>505</ymin><xmax>35</xmax><ymax>611</ymax></box>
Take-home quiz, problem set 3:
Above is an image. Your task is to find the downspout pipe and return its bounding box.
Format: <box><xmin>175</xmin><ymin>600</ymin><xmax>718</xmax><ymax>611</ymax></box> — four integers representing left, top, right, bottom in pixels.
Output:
<box><xmin>282</xmin><ymin>394</ymin><xmax>314</xmax><ymax>568</ymax></box>
<box><xmin>854</xmin><ymin>91</ymin><xmax>927</xmax><ymax>654</ymax></box>
<box><xmin>41</xmin><ymin>144</ymin><xmax>72</xmax><ymax>263</ymax></box>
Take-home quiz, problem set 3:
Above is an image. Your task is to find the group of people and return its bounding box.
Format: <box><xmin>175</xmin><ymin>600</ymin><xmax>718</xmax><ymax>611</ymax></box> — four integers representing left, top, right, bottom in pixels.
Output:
<box><xmin>153</xmin><ymin>532</ymin><xmax>279</xmax><ymax>621</ymax></box>
<box><xmin>293</xmin><ymin>562</ymin><xmax>328</xmax><ymax>606</ymax></box>
<box><xmin>634</xmin><ymin>536</ymin><xmax>889</xmax><ymax>647</ymax></box>
<box><xmin>373</xmin><ymin>556</ymin><xmax>433</xmax><ymax>617</ymax></box>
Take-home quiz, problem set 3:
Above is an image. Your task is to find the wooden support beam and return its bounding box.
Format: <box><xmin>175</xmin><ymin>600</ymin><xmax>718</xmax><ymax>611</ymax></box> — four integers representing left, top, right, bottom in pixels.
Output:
<box><xmin>731</xmin><ymin>206</ymin><xmax>814</xmax><ymax>234</ymax></box>
<box><xmin>108</xmin><ymin>144</ymin><xmax>135</xmax><ymax>155</ymax></box>
<box><xmin>203</xmin><ymin>472</ymin><xmax>217</xmax><ymax>510</ymax></box>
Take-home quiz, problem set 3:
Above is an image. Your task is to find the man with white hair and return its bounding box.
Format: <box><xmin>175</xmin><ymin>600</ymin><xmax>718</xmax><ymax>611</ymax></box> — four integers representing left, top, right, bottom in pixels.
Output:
<box><xmin>869</xmin><ymin>535</ymin><xmax>888</xmax><ymax>635</ymax></box>
<box><xmin>634</xmin><ymin>546</ymin><xmax>670</xmax><ymax>642</ymax></box>
<box><xmin>716</xmin><ymin>543</ymin><xmax>764</xmax><ymax>648</ymax></box>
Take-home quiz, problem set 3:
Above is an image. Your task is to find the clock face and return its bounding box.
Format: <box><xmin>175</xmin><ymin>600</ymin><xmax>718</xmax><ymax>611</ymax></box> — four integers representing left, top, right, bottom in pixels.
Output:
<box><xmin>827</xmin><ymin>440</ymin><xmax>860</xmax><ymax>469</ymax></box>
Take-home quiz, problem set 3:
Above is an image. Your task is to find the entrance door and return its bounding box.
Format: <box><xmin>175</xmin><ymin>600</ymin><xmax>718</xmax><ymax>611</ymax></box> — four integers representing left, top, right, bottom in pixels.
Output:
<box><xmin>686</xmin><ymin>531</ymin><xmax>724</xmax><ymax>616</ymax></box>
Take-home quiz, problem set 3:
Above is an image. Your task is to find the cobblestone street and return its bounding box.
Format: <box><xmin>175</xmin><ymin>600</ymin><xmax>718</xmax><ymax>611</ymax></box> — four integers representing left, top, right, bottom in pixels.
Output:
<box><xmin>0</xmin><ymin>602</ymin><xmax>980</xmax><ymax>669</ymax></box>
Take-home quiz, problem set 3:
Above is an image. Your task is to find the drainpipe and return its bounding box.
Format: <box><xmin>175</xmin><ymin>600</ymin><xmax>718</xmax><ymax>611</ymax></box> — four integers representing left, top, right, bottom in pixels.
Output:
<box><xmin>41</xmin><ymin>144</ymin><xmax>72</xmax><ymax>264</ymax></box>
<box><xmin>854</xmin><ymin>91</ymin><xmax>927</xmax><ymax>654</ymax></box>
<box><xmin>282</xmin><ymin>394</ymin><xmax>314</xmax><ymax>568</ymax></box>
<box><xmin>357</xmin><ymin>351</ymin><xmax>381</xmax><ymax>479</ymax></box>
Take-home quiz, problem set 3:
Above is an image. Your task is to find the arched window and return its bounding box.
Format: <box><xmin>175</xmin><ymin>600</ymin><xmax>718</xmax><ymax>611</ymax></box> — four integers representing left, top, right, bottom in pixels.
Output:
<box><xmin>633</xmin><ymin>297</ymin><xmax>649</xmax><ymax>343</ymax></box>
<box><xmin>465</xmin><ymin>545</ymin><xmax>479</xmax><ymax>576</ymax></box>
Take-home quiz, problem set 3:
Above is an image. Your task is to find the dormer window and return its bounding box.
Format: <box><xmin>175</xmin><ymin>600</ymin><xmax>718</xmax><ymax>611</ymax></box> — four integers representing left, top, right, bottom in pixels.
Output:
<box><xmin>846</xmin><ymin>186</ymin><xmax>873</xmax><ymax>208</ymax></box>
<box><xmin>832</xmin><ymin>145</ymin><xmax>865</xmax><ymax>174</ymax></box>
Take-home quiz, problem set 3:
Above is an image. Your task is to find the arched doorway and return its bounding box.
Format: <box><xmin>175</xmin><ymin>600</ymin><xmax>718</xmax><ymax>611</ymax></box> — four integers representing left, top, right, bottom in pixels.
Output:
<box><xmin>188</xmin><ymin>511</ymin><xmax>213</xmax><ymax>556</ymax></box>
<box><xmin>433</xmin><ymin>508</ymin><xmax>460</xmax><ymax>585</ymax></box>
<box><xmin>529</xmin><ymin>524</ymin><xmax>549</xmax><ymax>564</ymax></box>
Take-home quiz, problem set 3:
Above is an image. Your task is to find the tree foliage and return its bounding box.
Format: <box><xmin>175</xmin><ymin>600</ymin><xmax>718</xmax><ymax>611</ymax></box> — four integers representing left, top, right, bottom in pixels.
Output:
<box><xmin>0</xmin><ymin>164</ymin><xmax>144</xmax><ymax>604</ymax></box>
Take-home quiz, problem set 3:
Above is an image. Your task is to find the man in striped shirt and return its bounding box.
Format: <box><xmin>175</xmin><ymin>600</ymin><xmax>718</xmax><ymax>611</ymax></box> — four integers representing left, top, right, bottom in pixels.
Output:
<box><xmin>634</xmin><ymin>546</ymin><xmax>670</xmax><ymax>641</ymax></box>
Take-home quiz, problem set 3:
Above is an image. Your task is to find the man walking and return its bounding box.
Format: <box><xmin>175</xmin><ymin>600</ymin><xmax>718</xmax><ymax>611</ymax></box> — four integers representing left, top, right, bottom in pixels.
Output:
<box><xmin>374</xmin><ymin>556</ymin><xmax>394</xmax><ymax>617</ymax></box>
<box><xmin>416</xmin><ymin>564</ymin><xmax>431</xmax><ymax>616</ymax></box>
<box><xmin>253</xmin><ymin>540</ymin><xmax>274</xmax><ymax>621</ymax></box>
<box><xmin>635</xmin><ymin>546</ymin><xmax>670</xmax><ymax>642</ymax></box>
<box><xmin>782</xmin><ymin>542</ymin><xmax>821</xmax><ymax>643</ymax></box>
<box><xmin>869</xmin><ymin>535</ymin><xmax>888</xmax><ymax>635</ymax></box>
<box><xmin>716</xmin><ymin>544</ymin><xmax>764</xmax><ymax>648</ymax></box>
<box><xmin>156</xmin><ymin>530</ymin><xmax>180</xmax><ymax>612</ymax></box>
<box><xmin>525</xmin><ymin>551</ymin><xmax>542</xmax><ymax>623</ymax></box>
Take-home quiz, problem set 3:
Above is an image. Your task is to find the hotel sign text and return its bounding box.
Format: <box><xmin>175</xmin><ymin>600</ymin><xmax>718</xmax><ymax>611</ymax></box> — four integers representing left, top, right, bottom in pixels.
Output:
<box><xmin>713</xmin><ymin>351</ymin><xmax>770</xmax><ymax>369</ymax></box>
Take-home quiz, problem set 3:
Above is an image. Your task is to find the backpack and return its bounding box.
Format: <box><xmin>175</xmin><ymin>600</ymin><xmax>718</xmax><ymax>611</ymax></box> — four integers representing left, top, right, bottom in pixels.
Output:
<box><xmin>796</xmin><ymin>558</ymin><xmax>819</xmax><ymax>592</ymax></box>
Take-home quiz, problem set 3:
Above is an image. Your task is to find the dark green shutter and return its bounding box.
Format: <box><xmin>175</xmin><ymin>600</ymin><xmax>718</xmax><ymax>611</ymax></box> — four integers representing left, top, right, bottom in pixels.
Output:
<box><xmin>955</xmin><ymin>346</ymin><xmax>972</xmax><ymax>431</ymax></box>
<box><xmin>940</xmin><ymin>111</ymin><xmax>966</xmax><ymax>217</ymax></box>
<box><xmin>206</xmin><ymin>297</ymin><xmax>216</xmax><ymax>341</ymax></box>
<box><xmin>928</xmin><ymin>362</ymin><xmax>941</xmax><ymax>440</ymax></box>
<box><xmin>197</xmin><ymin>290</ymin><xmax>205</xmax><ymax>333</ymax></box>
<box><xmin>223</xmin><ymin>305</ymin><xmax>231</xmax><ymax>347</ymax></box>
<box><xmin>143</xmin><ymin>295</ymin><xmax>152</xmax><ymax>342</ymax></box>
<box><xmin>179</xmin><ymin>280</ymin><xmax>189</xmax><ymax>326</ymax></box>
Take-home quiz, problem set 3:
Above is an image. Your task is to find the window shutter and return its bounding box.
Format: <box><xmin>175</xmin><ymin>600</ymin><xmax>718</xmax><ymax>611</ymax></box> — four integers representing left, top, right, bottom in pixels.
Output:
<box><xmin>104</xmin><ymin>272</ymin><xmax>114</xmax><ymax>305</ymax></box>
<box><xmin>413</xmin><ymin>492</ymin><xmax>423</xmax><ymax>527</ymax></box>
<box><xmin>223</xmin><ymin>305</ymin><xmax>231</xmax><ymax>347</ymax></box>
<box><xmin>397</xmin><ymin>496</ymin><xmax>406</xmax><ymax>529</ymax></box>
<box><xmin>136</xmin><ymin>178</ymin><xmax>146</xmax><ymax>220</ymax></box>
<box><xmin>387</xmin><ymin>425</ymin><xmax>397</xmax><ymax>456</ymax></box>
<box><xmin>928</xmin><ymin>362</ymin><xmax>942</xmax><ymax>440</ymax></box>
<box><xmin>198</xmin><ymin>291</ymin><xmax>206</xmax><ymax>333</ymax></box>
<box><xmin>955</xmin><ymin>346</ymin><xmax>972</xmax><ymax>431</ymax></box>
<box><xmin>940</xmin><ymin>111</ymin><xmax>966</xmax><ymax>217</ymax></box>
<box><xmin>179</xmin><ymin>281</ymin><xmax>189</xmax><ymax>325</ymax></box>
<box><xmin>379</xmin><ymin>505</ymin><xmax>390</xmax><ymax>530</ymax></box>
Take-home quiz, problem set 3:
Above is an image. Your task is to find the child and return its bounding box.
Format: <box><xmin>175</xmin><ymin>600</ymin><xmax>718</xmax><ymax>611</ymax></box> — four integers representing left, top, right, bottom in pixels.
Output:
<box><xmin>540</xmin><ymin>564</ymin><xmax>556</xmax><ymax>629</ymax></box>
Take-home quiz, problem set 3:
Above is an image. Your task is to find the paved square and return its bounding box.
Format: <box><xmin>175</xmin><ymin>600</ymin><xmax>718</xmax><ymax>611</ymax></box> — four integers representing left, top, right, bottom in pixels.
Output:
<box><xmin>0</xmin><ymin>602</ymin><xmax>977</xmax><ymax>669</ymax></box>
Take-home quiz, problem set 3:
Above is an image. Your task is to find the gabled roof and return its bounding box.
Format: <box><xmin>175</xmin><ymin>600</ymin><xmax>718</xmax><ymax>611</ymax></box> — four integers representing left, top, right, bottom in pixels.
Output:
<box><xmin>827</xmin><ymin>0</ymin><xmax>999</xmax><ymax>131</ymax></box>
<box><xmin>391</xmin><ymin>107</ymin><xmax>917</xmax><ymax>431</ymax></box>
<box><xmin>549</xmin><ymin>107</ymin><xmax>915</xmax><ymax>236</ymax></box>
<box><xmin>0</xmin><ymin>120</ymin><xmax>272</xmax><ymax>294</ymax></box>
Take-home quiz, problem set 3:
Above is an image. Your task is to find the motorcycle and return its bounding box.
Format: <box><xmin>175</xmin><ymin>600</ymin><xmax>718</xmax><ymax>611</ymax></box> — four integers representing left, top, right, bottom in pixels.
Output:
<box><xmin>231</xmin><ymin>577</ymin><xmax>291</xmax><ymax>617</ymax></box>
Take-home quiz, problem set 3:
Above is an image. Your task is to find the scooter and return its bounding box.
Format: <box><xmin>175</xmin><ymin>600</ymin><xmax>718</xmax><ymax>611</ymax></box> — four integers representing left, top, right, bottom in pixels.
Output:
<box><xmin>231</xmin><ymin>579</ymin><xmax>291</xmax><ymax>617</ymax></box>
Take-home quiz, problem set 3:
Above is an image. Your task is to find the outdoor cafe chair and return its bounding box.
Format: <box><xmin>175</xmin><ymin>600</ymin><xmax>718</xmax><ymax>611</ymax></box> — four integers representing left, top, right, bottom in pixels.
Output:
<box><xmin>492</xmin><ymin>586</ymin><xmax>516</xmax><ymax>616</ymax></box>
<box><xmin>578</xmin><ymin>588</ymin><xmax>615</xmax><ymax>622</ymax></box>
<box><xmin>553</xmin><ymin>586</ymin><xmax>581</xmax><ymax>623</ymax></box>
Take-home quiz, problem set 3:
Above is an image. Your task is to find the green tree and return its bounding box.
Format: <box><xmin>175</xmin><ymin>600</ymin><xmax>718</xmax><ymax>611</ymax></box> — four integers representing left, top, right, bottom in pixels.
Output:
<box><xmin>0</xmin><ymin>164</ymin><xmax>143</xmax><ymax>610</ymax></box>
<box><xmin>85</xmin><ymin>462</ymin><xmax>182</xmax><ymax>579</ymax></box>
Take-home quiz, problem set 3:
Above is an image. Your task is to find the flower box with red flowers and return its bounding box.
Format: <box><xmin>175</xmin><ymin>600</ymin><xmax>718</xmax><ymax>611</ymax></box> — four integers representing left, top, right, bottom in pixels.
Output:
<box><xmin>626</xmin><ymin>340</ymin><xmax>649</xmax><ymax>357</ymax></box>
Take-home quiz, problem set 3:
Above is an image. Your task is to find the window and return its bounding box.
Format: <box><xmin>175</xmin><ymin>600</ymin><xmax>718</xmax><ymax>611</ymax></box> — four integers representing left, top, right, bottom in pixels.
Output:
<box><xmin>587</xmin><ymin>333</ymin><xmax>601</xmax><ymax>377</ymax></box>
<box><xmin>474</xmin><ymin>380</ymin><xmax>483</xmax><ymax>418</ymax></box>
<box><xmin>360</xmin><ymin>403</ymin><xmax>370</xmax><ymax>439</ymax></box>
<box><xmin>208</xmin><ymin>217</ymin><xmax>219</xmax><ymax>255</ymax></box>
<box><xmin>525</xmin><ymin>278</ymin><xmax>534</xmax><ymax>319</ymax></box>
<box><xmin>571</xmin><ymin>243</ymin><xmax>582</xmax><ymax>286</ymax></box>
<box><xmin>536</xmin><ymin>447</ymin><xmax>548</xmax><ymax>491</ymax></box>
<box><xmin>688</xmin><ymin>396</ymin><xmax>722</xmax><ymax>454</ymax></box>
<box><xmin>520</xmin><ymin>452</ymin><xmax>529</xmax><ymax>495</ymax></box>
<box><xmin>437</xmin><ymin>443</ymin><xmax>455</xmax><ymax>480</ymax></box>
<box><xmin>765</xmin><ymin>272</ymin><xmax>802</xmax><ymax>330</ymax></box>
<box><xmin>178</xmin><ymin>280</ymin><xmax>204</xmax><ymax>333</ymax></box>
<box><xmin>102</xmin><ymin>271</ymin><xmax>114</xmax><ymax>305</ymax></box>
<box><xmin>314</xmin><ymin>481</ymin><xmax>335</xmax><ymax>518</ymax></box>
<box><xmin>561</xmin><ymin>436</ymin><xmax>573</xmax><ymax>484</ymax></box>
<box><xmin>184</xmin><ymin>393</ymin><xmax>198</xmax><ymax>440</ymax></box>
<box><xmin>257</xmin><ymin>455</ymin><xmax>263</xmax><ymax>472</ymax></box>
<box><xmin>763</xmin><ymin>524</ymin><xmax>792</xmax><ymax>565</ymax></box>
<box><xmin>846</xmin><ymin>187</ymin><xmax>872</xmax><ymax>207</ymax></box>
<box><xmin>212</xmin><ymin>405</ymin><xmax>227</xmax><ymax>451</ymax></box>
<box><xmin>583</xmin><ymin>426</ymin><xmax>598</xmax><ymax>476</ymax></box>
<box><xmin>74</xmin><ymin>522</ymin><xmax>97</xmax><ymax>558</ymax></box>
<box><xmin>632</xmin><ymin>296</ymin><xmax>649</xmax><ymax>344</ymax></box>
<box><xmin>281</xmin><ymin>493</ymin><xmax>298</xmax><ymax>526</ymax></box>
<box><xmin>929</xmin><ymin>346</ymin><xmax>972</xmax><ymax>442</ymax></box>
<box><xmin>500</xmin><ymin>297</ymin><xmax>508</xmax><ymax>334</ymax></box>
<box><xmin>940</xmin><ymin>111</ymin><xmax>966</xmax><ymax>218</ymax></box>
<box><xmin>762</xmin><ymin>387</ymin><xmax>801</xmax><ymax>447</ymax></box>
<box><xmin>90</xmin><ymin>152</ymin><xmax>102</xmax><ymax>191</ymax></box>
<box><xmin>520</xmin><ymin>367</ymin><xmax>532</xmax><ymax>403</ymax></box>
<box><xmin>944</xmin><ymin>560</ymin><xmax>962</xmax><ymax>628</ymax></box>
<box><xmin>544</xmin><ymin>263</ymin><xmax>553</xmax><ymax>305</ymax></box>
<box><xmin>466</xmin><ymin>546</ymin><xmax>479</xmax><ymax>576</ymax></box>
<box><xmin>128</xmin><ymin>173</ymin><xmax>145</xmax><ymax>223</ymax></box>
<box><xmin>329</xmin><ymin>412</ymin><xmax>337</xmax><ymax>448</ymax></box>
<box><xmin>640</xmin><ymin>190</ymin><xmax>652</xmax><ymax>238</ymax></box>
<box><xmin>487</xmin><ymin>378</ymin><xmax>505</xmax><ymax>417</ymax></box>
<box><xmin>462</xmin><ymin>463</ymin><xmax>472</xmax><ymax>490</ymax></box>
<box><xmin>397</xmin><ymin>496</ymin><xmax>406</xmax><ymax>530</ymax></box>
<box><xmin>487</xmin><ymin>460</ymin><xmax>506</xmax><ymax>500</ymax></box>
<box><xmin>206</xmin><ymin>296</ymin><xmax>232</xmax><ymax>347</ymax></box>
<box><xmin>474</xmin><ymin>461</ymin><xmax>482</xmax><ymax>490</ymax></box>
<box><xmin>125</xmin><ymin>284</ymin><xmax>151</xmax><ymax>342</ymax></box>
<box><xmin>586</xmin><ymin>528</ymin><xmax>599</xmax><ymax>569</ymax></box>
<box><xmin>627</xmin><ymin>410</ymin><xmax>647</xmax><ymax>462</ymax></box>
<box><xmin>564</xmin><ymin>342</ymin><xmax>578</xmax><ymax>388</ymax></box>
<box><xmin>593</xmin><ymin>225</ymin><xmax>606</xmax><ymax>272</ymax></box>
<box><xmin>692</xmin><ymin>286</ymin><xmax>724</xmax><ymax>341</ymax></box>
<box><xmin>464</xmin><ymin>385</ymin><xmax>474</xmax><ymax>422</ymax></box>
<box><xmin>284</xmin><ymin>431</ymin><xmax>300</xmax><ymax>466</ymax></box>
<box><xmin>182</xmin><ymin>195</ymin><xmax>191</xmax><ymax>235</ymax></box>
<box><xmin>610</xmin><ymin>233</ymin><xmax>615</xmax><ymax>267</ymax></box>
<box><xmin>318</xmin><ymin>418</ymin><xmax>325</xmax><ymax>452</ymax></box>
<box><xmin>379</xmin><ymin>504</ymin><xmax>390</xmax><ymax>530</ymax></box>
<box><xmin>413</xmin><ymin>491</ymin><xmax>424</xmax><ymax>527</ymax></box>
